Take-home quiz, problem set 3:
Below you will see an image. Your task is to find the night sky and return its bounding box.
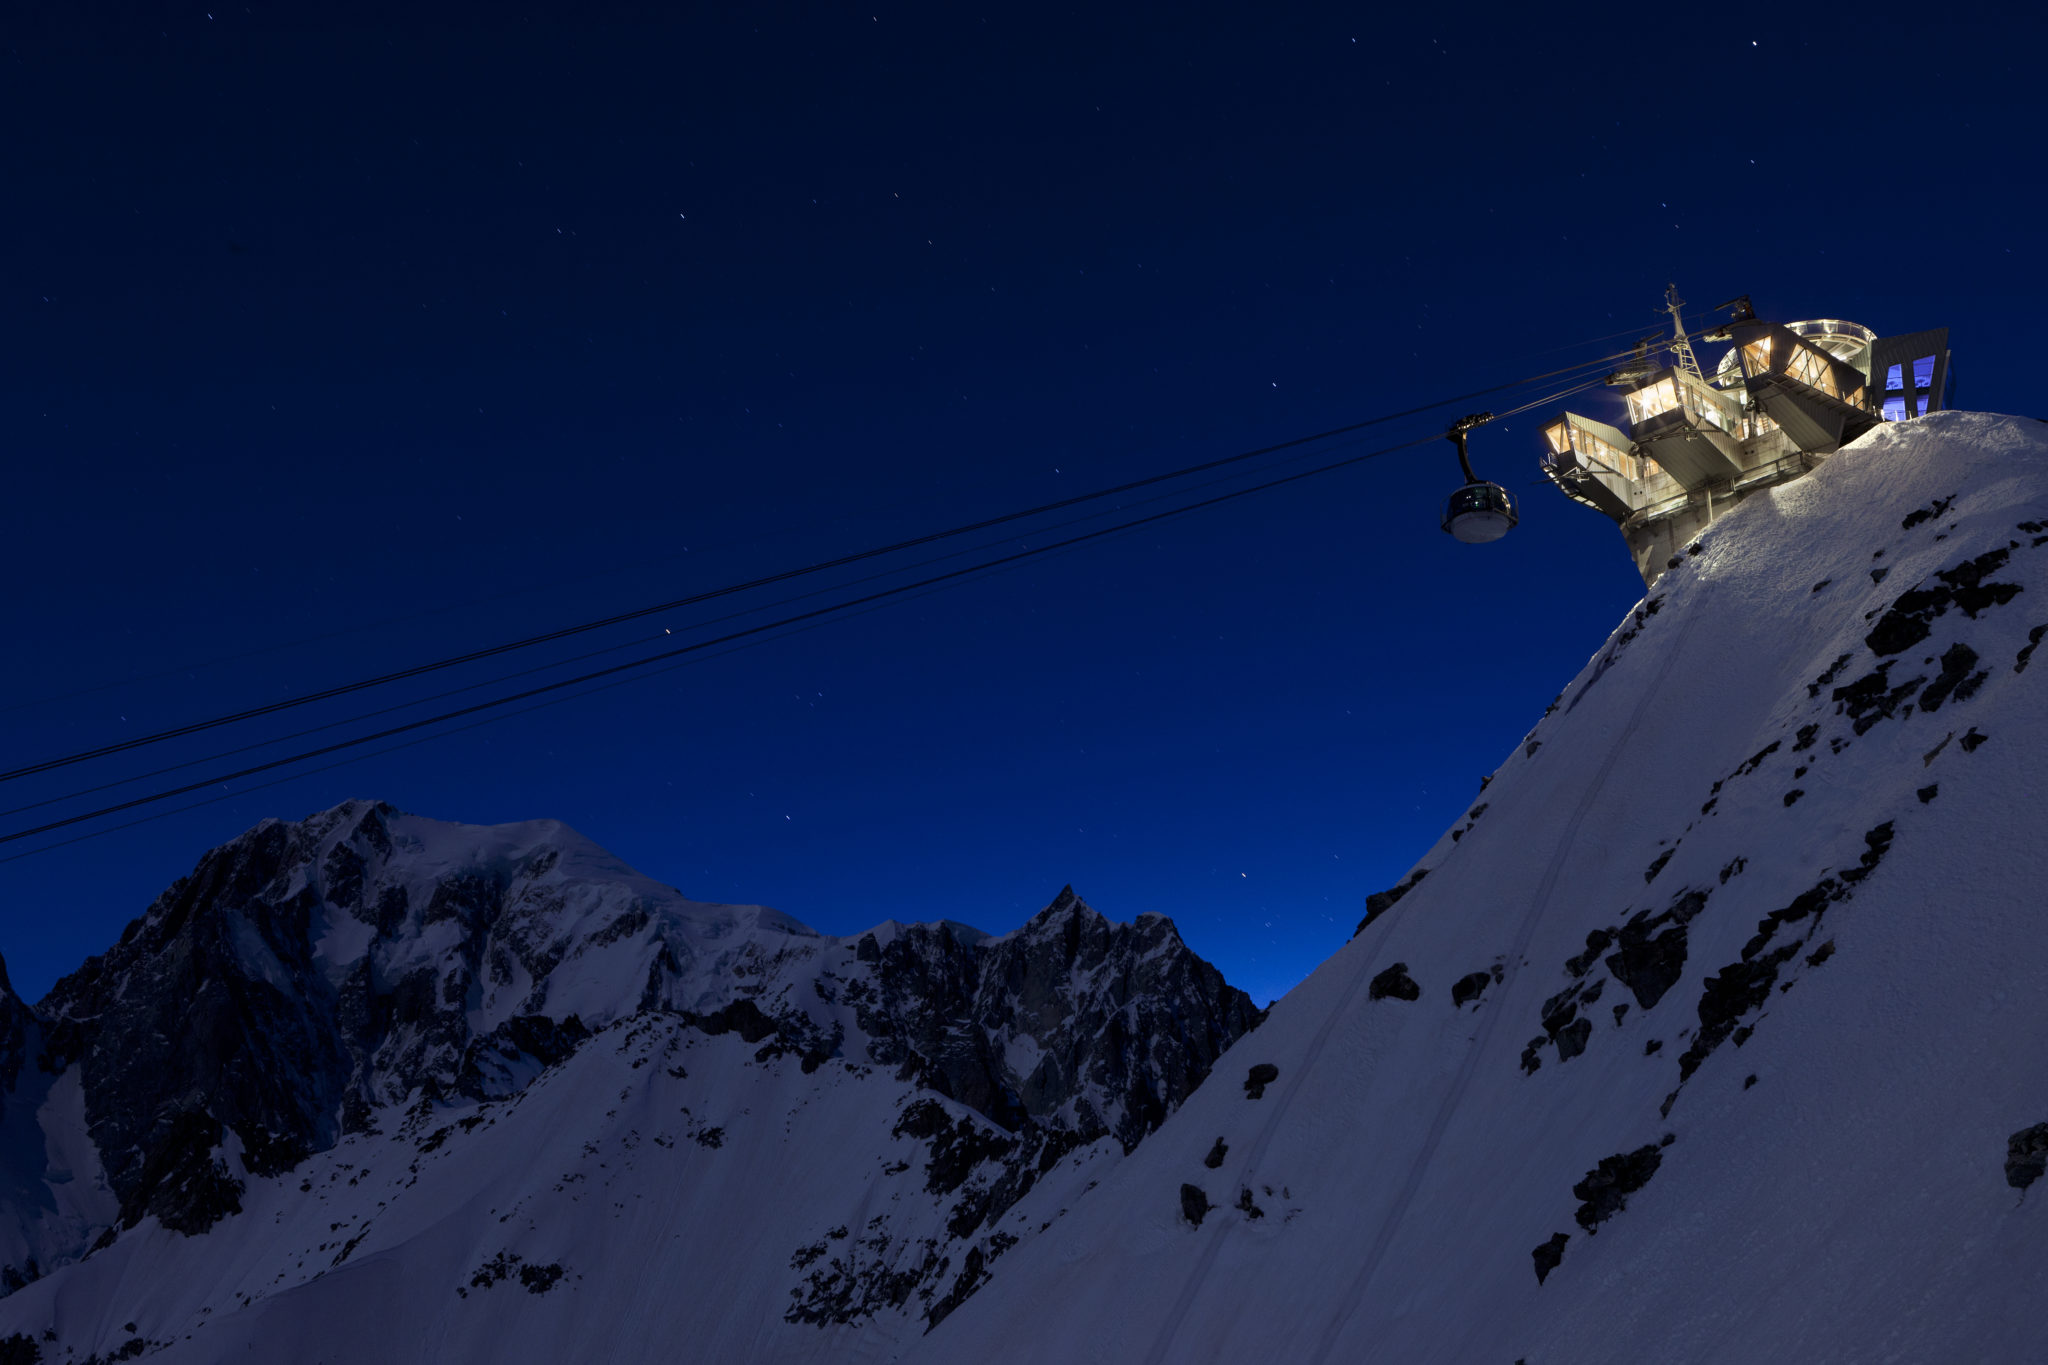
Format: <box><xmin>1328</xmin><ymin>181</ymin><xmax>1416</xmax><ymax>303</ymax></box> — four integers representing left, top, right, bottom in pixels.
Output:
<box><xmin>4</xmin><ymin>4</ymin><xmax>2041</xmax><ymax>1005</ymax></box>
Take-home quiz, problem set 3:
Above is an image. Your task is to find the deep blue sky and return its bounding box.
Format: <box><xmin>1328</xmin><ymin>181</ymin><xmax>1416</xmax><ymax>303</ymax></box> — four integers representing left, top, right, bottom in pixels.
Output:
<box><xmin>3</xmin><ymin>3</ymin><xmax>2040</xmax><ymax>1005</ymax></box>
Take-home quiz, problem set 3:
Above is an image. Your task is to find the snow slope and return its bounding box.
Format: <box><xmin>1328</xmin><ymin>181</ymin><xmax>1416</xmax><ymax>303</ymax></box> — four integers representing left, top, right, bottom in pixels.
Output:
<box><xmin>904</xmin><ymin>411</ymin><xmax>2048</xmax><ymax>1365</ymax></box>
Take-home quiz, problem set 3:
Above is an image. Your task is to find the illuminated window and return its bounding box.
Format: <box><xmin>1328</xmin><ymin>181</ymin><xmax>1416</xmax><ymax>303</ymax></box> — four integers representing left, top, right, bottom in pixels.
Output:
<box><xmin>1626</xmin><ymin>377</ymin><xmax>1679</xmax><ymax>427</ymax></box>
<box><xmin>1578</xmin><ymin>432</ymin><xmax>1635</xmax><ymax>480</ymax></box>
<box><xmin>1544</xmin><ymin>422</ymin><xmax>1571</xmax><ymax>456</ymax></box>
<box><xmin>1883</xmin><ymin>398</ymin><xmax>1907</xmax><ymax>421</ymax></box>
<box><xmin>1886</xmin><ymin>363</ymin><xmax>1904</xmax><ymax>391</ymax></box>
<box><xmin>1845</xmin><ymin>385</ymin><xmax>1865</xmax><ymax>408</ymax></box>
<box><xmin>1677</xmin><ymin>375</ymin><xmax>1738</xmax><ymax>433</ymax></box>
<box><xmin>1913</xmin><ymin>355</ymin><xmax>1936</xmax><ymax>390</ymax></box>
<box><xmin>1784</xmin><ymin>343</ymin><xmax>1840</xmax><ymax>399</ymax></box>
<box><xmin>1743</xmin><ymin>337</ymin><xmax>1773</xmax><ymax>377</ymax></box>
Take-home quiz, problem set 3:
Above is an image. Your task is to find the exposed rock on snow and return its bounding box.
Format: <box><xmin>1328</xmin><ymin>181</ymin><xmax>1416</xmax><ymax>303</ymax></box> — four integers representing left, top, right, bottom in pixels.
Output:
<box><xmin>2007</xmin><ymin>1124</ymin><xmax>2048</xmax><ymax>1191</ymax></box>
<box><xmin>1367</xmin><ymin>963</ymin><xmax>1421</xmax><ymax>1002</ymax></box>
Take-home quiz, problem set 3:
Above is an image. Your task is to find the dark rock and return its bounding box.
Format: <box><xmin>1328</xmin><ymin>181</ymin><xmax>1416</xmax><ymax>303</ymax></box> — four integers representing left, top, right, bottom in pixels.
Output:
<box><xmin>1784</xmin><ymin>789</ymin><xmax>1805</xmax><ymax>807</ymax></box>
<box><xmin>1566</xmin><ymin>929</ymin><xmax>1614</xmax><ymax>978</ymax></box>
<box><xmin>1644</xmin><ymin>849</ymin><xmax>1674</xmax><ymax>883</ymax></box>
<box><xmin>1865</xmin><ymin>547</ymin><xmax>2023</xmax><ymax>657</ymax></box>
<box><xmin>1918</xmin><ymin>784</ymin><xmax>1939</xmax><ymax>804</ymax></box>
<box><xmin>1961</xmin><ymin>727</ymin><xmax>1989</xmax><ymax>752</ymax></box>
<box><xmin>1807</xmin><ymin>653</ymin><xmax>1853</xmax><ymax>699</ymax></box>
<box><xmin>1179</xmin><ymin>1183</ymin><xmax>1211</xmax><ymax>1227</ymax></box>
<box><xmin>1243</xmin><ymin>1064</ymin><xmax>1279</xmax><ymax>1100</ymax></box>
<box><xmin>1900</xmin><ymin>495</ymin><xmax>1954</xmax><ymax>530</ymax></box>
<box><xmin>2016</xmin><ymin>624</ymin><xmax>2047</xmax><ymax>674</ymax></box>
<box><xmin>1604</xmin><ymin>889</ymin><xmax>1706</xmax><ymax>1012</ymax></box>
<box><xmin>1919</xmin><ymin>643</ymin><xmax>1987</xmax><ymax>713</ymax></box>
<box><xmin>1234</xmin><ymin>1187</ymin><xmax>1264</xmax><ymax>1220</ymax></box>
<box><xmin>1732</xmin><ymin>741</ymin><xmax>1782</xmax><ymax>779</ymax></box>
<box><xmin>1204</xmin><ymin>1137</ymin><xmax>1228</xmax><ymax>1169</ymax></box>
<box><xmin>1555</xmin><ymin>1017</ymin><xmax>1593</xmax><ymax>1061</ymax></box>
<box><xmin>1355</xmin><ymin>869</ymin><xmax>1429</xmax><ymax>936</ymax></box>
<box><xmin>1743</xmin><ymin>1074</ymin><xmax>1758</xmax><ymax>1090</ymax></box>
<box><xmin>1678</xmin><ymin>943</ymin><xmax>1799</xmax><ymax>1082</ymax></box>
<box><xmin>2005</xmin><ymin>1123</ymin><xmax>2048</xmax><ymax>1190</ymax></box>
<box><xmin>1832</xmin><ymin>663</ymin><xmax>1927</xmax><ymax>735</ymax></box>
<box><xmin>1532</xmin><ymin>1232</ymin><xmax>1569</xmax><ymax>1285</ymax></box>
<box><xmin>926</xmin><ymin>1245</ymin><xmax>989</xmax><ymax>1329</ymax></box>
<box><xmin>1571</xmin><ymin>1143</ymin><xmax>1665</xmax><ymax>1231</ymax></box>
<box><xmin>1451</xmin><ymin>972</ymin><xmax>1493</xmax><ymax>1009</ymax></box>
<box><xmin>850</xmin><ymin>888</ymin><xmax>1260</xmax><ymax>1151</ymax></box>
<box><xmin>1644</xmin><ymin>1039</ymin><xmax>1662</xmax><ymax>1056</ymax></box>
<box><xmin>1368</xmin><ymin>964</ymin><xmax>1422</xmax><ymax>1002</ymax></box>
<box><xmin>0</xmin><ymin>1333</ymin><xmax>37</xmax><ymax>1365</ymax></box>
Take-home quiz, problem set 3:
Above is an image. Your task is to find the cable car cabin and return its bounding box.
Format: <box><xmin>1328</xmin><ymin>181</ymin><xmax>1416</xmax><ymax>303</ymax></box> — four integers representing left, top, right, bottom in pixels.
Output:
<box><xmin>1622</xmin><ymin>368</ymin><xmax>1744</xmax><ymax>490</ymax></box>
<box><xmin>1540</xmin><ymin>413</ymin><xmax>1639</xmax><ymax>521</ymax></box>
<box><xmin>1441</xmin><ymin>481</ymin><xmax>1517</xmax><ymax>543</ymax></box>
<box><xmin>1723</xmin><ymin>321</ymin><xmax>1879</xmax><ymax>455</ymax></box>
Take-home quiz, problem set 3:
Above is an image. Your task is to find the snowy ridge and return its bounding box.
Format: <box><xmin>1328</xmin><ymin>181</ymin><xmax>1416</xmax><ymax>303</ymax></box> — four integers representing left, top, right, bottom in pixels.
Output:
<box><xmin>0</xmin><ymin>806</ymin><xmax>1255</xmax><ymax>1361</ymax></box>
<box><xmin>900</xmin><ymin>411</ymin><xmax>2048</xmax><ymax>1364</ymax></box>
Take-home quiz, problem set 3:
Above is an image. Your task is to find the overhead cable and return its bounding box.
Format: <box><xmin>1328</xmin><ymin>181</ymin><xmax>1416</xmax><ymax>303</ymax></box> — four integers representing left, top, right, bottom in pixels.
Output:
<box><xmin>0</xmin><ymin>348</ymin><xmax>1647</xmax><ymax>786</ymax></box>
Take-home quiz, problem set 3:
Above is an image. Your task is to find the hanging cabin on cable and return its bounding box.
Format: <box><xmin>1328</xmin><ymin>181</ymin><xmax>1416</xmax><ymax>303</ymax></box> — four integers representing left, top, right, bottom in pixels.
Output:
<box><xmin>1440</xmin><ymin>411</ymin><xmax>1518</xmax><ymax>543</ymax></box>
<box><xmin>1539</xmin><ymin>286</ymin><xmax>1955</xmax><ymax>585</ymax></box>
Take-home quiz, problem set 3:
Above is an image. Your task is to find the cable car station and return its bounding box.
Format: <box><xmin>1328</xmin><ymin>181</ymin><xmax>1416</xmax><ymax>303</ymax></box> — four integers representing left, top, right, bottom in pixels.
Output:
<box><xmin>1536</xmin><ymin>288</ymin><xmax>1954</xmax><ymax>584</ymax></box>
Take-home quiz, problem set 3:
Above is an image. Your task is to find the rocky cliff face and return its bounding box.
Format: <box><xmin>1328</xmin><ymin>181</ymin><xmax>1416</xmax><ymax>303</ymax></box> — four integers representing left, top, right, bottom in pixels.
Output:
<box><xmin>0</xmin><ymin>801</ymin><xmax>1257</xmax><ymax>1348</ymax></box>
<box><xmin>852</xmin><ymin>888</ymin><xmax>1261</xmax><ymax>1151</ymax></box>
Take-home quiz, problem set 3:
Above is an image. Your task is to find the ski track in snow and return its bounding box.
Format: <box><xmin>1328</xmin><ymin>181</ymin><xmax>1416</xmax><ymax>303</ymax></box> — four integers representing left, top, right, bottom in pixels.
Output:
<box><xmin>1306</xmin><ymin>587</ymin><xmax>1704</xmax><ymax>1364</ymax></box>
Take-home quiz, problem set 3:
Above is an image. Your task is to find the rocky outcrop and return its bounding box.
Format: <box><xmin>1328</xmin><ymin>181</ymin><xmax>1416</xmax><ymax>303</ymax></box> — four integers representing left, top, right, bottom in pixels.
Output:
<box><xmin>850</xmin><ymin>888</ymin><xmax>1261</xmax><ymax>1152</ymax></box>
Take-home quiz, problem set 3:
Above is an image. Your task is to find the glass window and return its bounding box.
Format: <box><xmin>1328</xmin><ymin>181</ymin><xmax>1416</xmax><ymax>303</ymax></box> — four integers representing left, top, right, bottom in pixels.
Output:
<box><xmin>1785</xmin><ymin>343</ymin><xmax>1836</xmax><ymax>397</ymax></box>
<box><xmin>1543</xmin><ymin>422</ymin><xmax>1570</xmax><ymax>456</ymax></box>
<box><xmin>1913</xmin><ymin>355</ymin><xmax>1936</xmax><ymax>391</ymax></box>
<box><xmin>1627</xmin><ymin>377</ymin><xmax>1679</xmax><ymax>427</ymax></box>
<box><xmin>1886</xmin><ymin>363</ymin><xmax>1904</xmax><ymax>391</ymax></box>
<box><xmin>1743</xmin><ymin>337</ymin><xmax>1773</xmax><ymax>377</ymax></box>
<box><xmin>1883</xmin><ymin>398</ymin><xmax>1907</xmax><ymax>422</ymax></box>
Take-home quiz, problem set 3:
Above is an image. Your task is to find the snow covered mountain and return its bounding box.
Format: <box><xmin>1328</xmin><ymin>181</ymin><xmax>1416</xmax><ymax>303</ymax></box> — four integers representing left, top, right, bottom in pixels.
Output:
<box><xmin>6</xmin><ymin>409</ymin><xmax>2046</xmax><ymax>1365</ymax></box>
<box><xmin>896</xmin><ymin>411</ymin><xmax>2048</xmax><ymax>1364</ymax></box>
<box><xmin>0</xmin><ymin>803</ymin><xmax>1257</xmax><ymax>1362</ymax></box>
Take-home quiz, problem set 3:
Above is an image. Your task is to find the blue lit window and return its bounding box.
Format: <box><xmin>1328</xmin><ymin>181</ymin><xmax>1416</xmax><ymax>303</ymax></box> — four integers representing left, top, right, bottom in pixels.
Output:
<box><xmin>1885</xmin><ymin>363</ymin><xmax>1904</xmax><ymax>391</ymax></box>
<box><xmin>1883</xmin><ymin>398</ymin><xmax>1908</xmax><ymax>421</ymax></box>
<box><xmin>1913</xmin><ymin>355</ymin><xmax>1936</xmax><ymax>389</ymax></box>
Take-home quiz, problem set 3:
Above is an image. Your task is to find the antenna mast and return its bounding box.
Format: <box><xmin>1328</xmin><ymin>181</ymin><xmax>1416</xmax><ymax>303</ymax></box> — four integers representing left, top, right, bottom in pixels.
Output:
<box><xmin>1665</xmin><ymin>282</ymin><xmax>1702</xmax><ymax>380</ymax></box>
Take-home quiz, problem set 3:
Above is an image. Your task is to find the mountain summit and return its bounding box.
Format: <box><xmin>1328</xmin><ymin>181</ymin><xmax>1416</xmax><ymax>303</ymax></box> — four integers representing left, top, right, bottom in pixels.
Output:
<box><xmin>0</xmin><ymin>804</ymin><xmax>1256</xmax><ymax>1361</ymax></box>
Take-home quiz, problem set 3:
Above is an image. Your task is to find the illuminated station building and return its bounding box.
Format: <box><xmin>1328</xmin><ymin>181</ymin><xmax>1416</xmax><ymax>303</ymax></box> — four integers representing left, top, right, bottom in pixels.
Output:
<box><xmin>1540</xmin><ymin>290</ymin><xmax>1955</xmax><ymax>584</ymax></box>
